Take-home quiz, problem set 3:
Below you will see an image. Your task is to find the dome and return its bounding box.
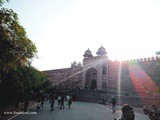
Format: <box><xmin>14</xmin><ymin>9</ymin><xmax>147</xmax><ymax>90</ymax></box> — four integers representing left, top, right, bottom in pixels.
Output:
<box><xmin>96</xmin><ymin>46</ymin><xmax>107</xmax><ymax>56</ymax></box>
<box><xmin>77</xmin><ymin>62</ymin><xmax>82</xmax><ymax>67</ymax></box>
<box><xmin>83</xmin><ymin>49</ymin><xmax>93</xmax><ymax>58</ymax></box>
<box><xmin>71</xmin><ymin>61</ymin><xmax>77</xmax><ymax>68</ymax></box>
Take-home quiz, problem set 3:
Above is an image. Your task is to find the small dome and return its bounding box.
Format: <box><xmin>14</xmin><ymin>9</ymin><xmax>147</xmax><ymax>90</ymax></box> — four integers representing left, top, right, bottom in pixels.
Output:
<box><xmin>72</xmin><ymin>61</ymin><xmax>77</xmax><ymax>65</ymax></box>
<box><xmin>83</xmin><ymin>49</ymin><xmax>93</xmax><ymax>58</ymax></box>
<box><xmin>71</xmin><ymin>61</ymin><xmax>77</xmax><ymax>68</ymax></box>
<box><xmin>96</xmin><ymin>46</ymin><xmax>107</xmax><ymax>56</ymax></box>
<box><xmin>77</xmin><ymin>62</ymin><xmax>82</xmax><ymax>67</ymax></box>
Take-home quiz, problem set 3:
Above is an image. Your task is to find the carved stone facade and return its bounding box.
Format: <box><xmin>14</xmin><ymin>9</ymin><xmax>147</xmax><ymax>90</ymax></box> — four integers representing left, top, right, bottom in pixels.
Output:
<box><xmin>82</xmin><ymin>55</ymin><xmax>108</xmax><ymax>90</ymax></box>
<box><xmin>44</xmin><ymin>67</ymin><xmax>82</xmax><ymax>89</ymax></box>
<box><xmin>44</xmin><ymin>46</ymin><xmax>160</xmax><ymax>93</ymax></box>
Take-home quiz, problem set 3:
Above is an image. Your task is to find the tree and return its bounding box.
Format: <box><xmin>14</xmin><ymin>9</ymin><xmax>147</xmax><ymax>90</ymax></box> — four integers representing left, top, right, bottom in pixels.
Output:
<box><xmin>0</xmin><ymin>8</ymin><xmax>37</xmax><ymax>72</ymax></box>
<box><xmin>0</xmin><ymin>1</ymin><xmax>48</xmax><ymax>107</ymax></box>
<box><xmin>0</xmin><ymin>0</ymin><xmax>9</xmax><ymax>6</ymax></box>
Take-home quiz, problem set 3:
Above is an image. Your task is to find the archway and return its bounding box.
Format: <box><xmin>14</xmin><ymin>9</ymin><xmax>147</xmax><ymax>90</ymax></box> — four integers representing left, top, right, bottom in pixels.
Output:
<box><xmin>85</xmin><ymin>67</ymin><xmax>97</xmax><ymax>90</ymax></box>
<box><xmin>90</xmin><ymin>79</ymin><xmax>97</xmax><ymax>90</ymax></box>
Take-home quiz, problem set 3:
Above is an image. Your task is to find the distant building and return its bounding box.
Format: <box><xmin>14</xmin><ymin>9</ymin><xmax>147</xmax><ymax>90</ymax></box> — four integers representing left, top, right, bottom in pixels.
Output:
<box><xmin>44</xmin><ymin>46</ymin><xmax>160</xmax><ymax>93</ymax></box>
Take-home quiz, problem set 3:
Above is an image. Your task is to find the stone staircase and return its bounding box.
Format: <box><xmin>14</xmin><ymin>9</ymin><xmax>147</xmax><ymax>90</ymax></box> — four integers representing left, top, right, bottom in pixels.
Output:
<box><xmin>75</xmin><ymin>90</ymin><xmax>103</xmax><ymax>103</ymax></box>
<box><xmin>74</xmin><ymin>90</ymin><xmax>144</xmax><ymax>107</ymax></box>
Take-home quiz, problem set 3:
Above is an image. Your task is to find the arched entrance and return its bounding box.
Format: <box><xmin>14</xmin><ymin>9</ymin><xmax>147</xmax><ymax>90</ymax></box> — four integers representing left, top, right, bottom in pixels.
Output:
<box><xmin>90</xmin><ymin>79</ymin><xmax>97</xmax><ymax>90</ymax></box>
<box><xmin>85</xmin><ymin>67</ymin><xmax>97</xmax><ymax>90</ymax></box>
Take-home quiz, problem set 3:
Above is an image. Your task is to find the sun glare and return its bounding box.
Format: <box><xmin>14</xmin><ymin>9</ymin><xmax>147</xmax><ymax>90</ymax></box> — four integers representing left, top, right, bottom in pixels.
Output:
<box><xmin>5</xmin><ymin>0</ymin><xmax>160</xmax><ymax>71</ymax></box>
<box><xmin>118</xmin><ymin>61</ymin><xmax>122</xmax><ymax>104</ymax></box>
<box><xmin>128</xmin><ymin>62</ymin><xmax>158</xmax><ymax>105</ymax></box>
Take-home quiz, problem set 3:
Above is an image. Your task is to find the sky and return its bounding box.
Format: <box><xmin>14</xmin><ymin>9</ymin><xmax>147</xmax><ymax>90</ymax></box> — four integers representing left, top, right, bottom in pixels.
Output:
<box><xmin>3</xmin><ymin>0</ymin><xmax>160</xmax><ymax>71</ymax></box>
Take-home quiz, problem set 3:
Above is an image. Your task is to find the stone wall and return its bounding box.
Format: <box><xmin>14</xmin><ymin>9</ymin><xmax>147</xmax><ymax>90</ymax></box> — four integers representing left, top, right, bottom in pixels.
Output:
<box><xmin>43</xmin><ymin>57</ymin><xmax>160</xmax><ymax>93</ymax></box>
<box><xmin>44</xmin><ymin>67</ymin><xmax>82</xmax><ymax>89</ymax></box>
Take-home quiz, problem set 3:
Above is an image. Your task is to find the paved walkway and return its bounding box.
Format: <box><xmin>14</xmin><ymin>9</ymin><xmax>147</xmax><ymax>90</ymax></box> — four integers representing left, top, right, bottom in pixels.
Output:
<box><xmin>9</xmin><ymin>101</ymin><xmax>150</xmax><ymax>120</ymax></box>
<box><xmin>106</xmin><ymin>104</ymin><xmax>144</xmax><ymax>113</ymax></box>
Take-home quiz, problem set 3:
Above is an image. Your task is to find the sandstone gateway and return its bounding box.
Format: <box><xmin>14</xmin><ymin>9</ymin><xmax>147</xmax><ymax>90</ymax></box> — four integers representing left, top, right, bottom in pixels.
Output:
<box><xmin>44</xmin><ymin>46</ymin><xmax>160</xmax><ymax>95</ymax></box>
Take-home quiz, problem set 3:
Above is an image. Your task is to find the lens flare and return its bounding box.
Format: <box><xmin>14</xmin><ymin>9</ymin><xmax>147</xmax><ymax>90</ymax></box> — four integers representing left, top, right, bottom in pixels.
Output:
<box><xmin>118</xmin><ymin>61</ymin><xmax>122</xmax><ymax>105</ymax></box>
<box><xmin>128</xmin><ymin>62</ymin><xmax>158</xmax><ymax>106</ymax></box>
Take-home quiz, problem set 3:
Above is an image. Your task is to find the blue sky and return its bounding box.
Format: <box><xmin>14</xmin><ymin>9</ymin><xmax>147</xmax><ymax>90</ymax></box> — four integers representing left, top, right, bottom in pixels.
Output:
<box><xmin>4</xmin><ymin>0</ymin><xmax>160</xmax><ymax>71</ymax></box>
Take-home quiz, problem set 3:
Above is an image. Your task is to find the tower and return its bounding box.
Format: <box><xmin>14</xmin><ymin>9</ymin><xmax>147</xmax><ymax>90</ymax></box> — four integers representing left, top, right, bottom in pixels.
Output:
<box><xmin>82</xmin><ymin>46</ymin><xmax>108</xmax><ymax>90</ymax></box>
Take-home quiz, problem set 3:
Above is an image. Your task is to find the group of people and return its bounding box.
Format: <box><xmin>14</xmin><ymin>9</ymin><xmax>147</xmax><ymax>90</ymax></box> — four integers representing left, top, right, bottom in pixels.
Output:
<box><xmin>36</xmin><ymin>93</ymin><xmax>73</xmax><ymax>111</ymax></box>
<box><xmin>34</xmin><ymin>93</ymin><xmax>135</xmax><ymax>120</ymax></box>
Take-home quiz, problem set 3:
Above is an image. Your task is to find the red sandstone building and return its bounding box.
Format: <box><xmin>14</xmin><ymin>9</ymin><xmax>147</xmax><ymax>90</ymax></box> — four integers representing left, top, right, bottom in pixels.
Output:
<box><xmin>44</xmin><ymin>46</ymin><xmax>160</xmax><ymax>94</ymax></box>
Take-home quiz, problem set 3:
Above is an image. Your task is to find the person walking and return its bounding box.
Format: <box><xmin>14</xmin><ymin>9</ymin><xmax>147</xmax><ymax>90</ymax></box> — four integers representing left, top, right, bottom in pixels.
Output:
<box><xmin>36</xmin><ymin>99</ymin><xmax>41</xmax><ymax>112</ymax></box>
<box><xmin>41</xmin><ymin>93</ymin><xmax>45</xmax><ymax>109</ymax></box>
<box><xmin>68</xmin><ymin>95</ymin><xmax>73</xmax><ymax>109</ymax></box>
<box><xmin>111</xmin><ymin>96</ymin><xmax>117</xmax><ymax>113</ymax></box>
<box><xmin>116</xmin><ymin>104</ymin><xmax>135</xmax><ymax>120</ymax></box>
<box><xmin>57</xmin><ymin>95</ymin><xmax>61</xmax><ymax>107</ymax></box>
<box><xmin>60</xmin><ymin>94</ymin><xmax>65</xmax><ymax>109</ymax></box>
<box><xmin>66</xmin><ymin>95</ymin><xmax>70</xmax><ymax>103</ymax></box>
<box><xmin>50</xmin><ymin>94</ymin><xmax>55</xmax><ymax>111</ymax></box>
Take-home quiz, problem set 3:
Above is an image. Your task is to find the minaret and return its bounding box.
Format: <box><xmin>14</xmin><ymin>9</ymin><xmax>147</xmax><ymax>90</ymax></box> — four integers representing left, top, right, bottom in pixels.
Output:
<box><xmin>82</xmin><ymin>49</ymin><xmax>93</xmax><ymax>89</ymax></box>
<box><xmin>96</xmin><ymin>45</ymin><xmax>107</xmax><ymax>56</ymax></box>
<box><xmin>82</xmin><ymin>46</ymin><xmax>108</xmax><ymax>90</ymax></box>
<box><xmin>96</xmin><ymin>46</ymin><xmax>108</xmax><ymax>90</ymax></box>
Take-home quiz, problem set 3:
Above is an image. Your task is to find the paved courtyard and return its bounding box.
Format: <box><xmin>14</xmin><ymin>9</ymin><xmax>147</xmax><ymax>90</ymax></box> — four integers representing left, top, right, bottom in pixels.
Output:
<box><xmin>9</xmin><ymin>101</ymin><xmax>150</xmax><ymax>120</ymax></box>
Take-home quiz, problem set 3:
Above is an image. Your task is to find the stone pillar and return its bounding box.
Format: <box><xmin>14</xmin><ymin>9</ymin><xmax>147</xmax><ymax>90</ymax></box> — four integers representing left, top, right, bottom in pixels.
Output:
<box><xmin>106</xmin><ymin>59</ymin><xmax>109</xmax><ymax>90</ymax></box>
<box><xmin>82</xmin><ymin>68</ymin><xmax>86</xmax><ymax>89</ymax></box>
<box><xmin>97</xmin><ymin>64</ymin><xmax>102</xmax><ymax>90</ymax></box>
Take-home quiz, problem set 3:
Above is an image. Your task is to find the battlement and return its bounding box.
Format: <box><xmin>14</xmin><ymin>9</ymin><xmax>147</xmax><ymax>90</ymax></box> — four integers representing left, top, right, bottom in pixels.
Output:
<box><xmin>110</xmin><ymin>56</ymin><xmax>159</xmax><ymax>64</ymax></box>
